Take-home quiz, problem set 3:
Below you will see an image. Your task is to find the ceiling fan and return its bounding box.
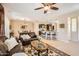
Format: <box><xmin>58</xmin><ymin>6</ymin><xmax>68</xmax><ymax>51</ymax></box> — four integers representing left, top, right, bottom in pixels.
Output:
<box><xmin>34</xmin><ymin>3</ymin><xmax>59</xmax><ymax>14</ymax></box>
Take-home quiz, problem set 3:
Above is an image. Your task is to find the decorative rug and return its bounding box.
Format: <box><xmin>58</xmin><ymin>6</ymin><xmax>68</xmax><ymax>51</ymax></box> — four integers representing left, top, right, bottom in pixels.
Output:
<box><xmin>24</xmin><ymin>42</ymin><xmax>70</xmax><ymax>56</ymax></box>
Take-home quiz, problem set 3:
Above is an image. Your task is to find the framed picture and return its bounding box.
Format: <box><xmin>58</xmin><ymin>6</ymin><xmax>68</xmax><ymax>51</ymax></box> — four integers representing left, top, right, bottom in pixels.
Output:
<box><xmin>60</xmin><ymin>24</ymin><xmax>65</xmax><ymax>28</ymax></box>
<box><xmin>21</xmin><ymin>25</ymin><xmax>27</xmax><ymax>29</ymax></box>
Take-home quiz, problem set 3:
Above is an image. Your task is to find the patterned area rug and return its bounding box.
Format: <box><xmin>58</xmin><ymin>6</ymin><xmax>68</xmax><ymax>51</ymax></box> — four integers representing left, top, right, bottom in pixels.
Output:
<box><xmin>24</xmin><ymin>42</ymin><xmax>70</xmax><ymax>56</ymax></box>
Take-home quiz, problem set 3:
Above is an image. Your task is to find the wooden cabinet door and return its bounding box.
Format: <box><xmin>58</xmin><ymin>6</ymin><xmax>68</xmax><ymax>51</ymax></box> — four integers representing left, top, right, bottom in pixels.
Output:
<box><xmin>0</xmin><ymin>4</ymin><xmax>5</xmax><ymax>41</ymax></box>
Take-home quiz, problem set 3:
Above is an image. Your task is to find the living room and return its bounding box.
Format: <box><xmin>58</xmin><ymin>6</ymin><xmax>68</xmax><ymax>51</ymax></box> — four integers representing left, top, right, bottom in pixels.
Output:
<box><xmin>0</xmin><ymin>3</ymin><xmax>79</xmax><ymax>56</ymax></box>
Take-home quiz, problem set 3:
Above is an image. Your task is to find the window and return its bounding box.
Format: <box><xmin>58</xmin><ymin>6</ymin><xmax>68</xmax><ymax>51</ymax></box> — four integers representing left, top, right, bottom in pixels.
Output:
<box><xmin>68</xmin><ymin>17</ymin><xmax>71</xmax><ymax>33</ymax></box>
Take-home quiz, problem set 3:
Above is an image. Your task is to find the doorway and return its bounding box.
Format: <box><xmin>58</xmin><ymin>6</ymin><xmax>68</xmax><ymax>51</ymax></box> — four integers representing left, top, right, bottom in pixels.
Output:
<box><xmin>68</xmin><ymin>17</ymin><xmax>78</xmax><ymax>41</ymax></box>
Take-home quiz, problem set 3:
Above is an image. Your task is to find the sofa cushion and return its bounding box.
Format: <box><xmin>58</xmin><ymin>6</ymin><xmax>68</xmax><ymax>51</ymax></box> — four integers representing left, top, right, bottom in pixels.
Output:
<box><xmin>9</xmin><ymin>44</ymin><xmax>23</xmax><ymax>55</ymax></box>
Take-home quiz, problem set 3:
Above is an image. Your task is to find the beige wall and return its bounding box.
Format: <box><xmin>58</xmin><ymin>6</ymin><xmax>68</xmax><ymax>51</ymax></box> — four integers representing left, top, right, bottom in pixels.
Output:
<box><xmin>10</xmin><ymin>20</ymin><xmax>34</xmax><ymax>37</ymax></box>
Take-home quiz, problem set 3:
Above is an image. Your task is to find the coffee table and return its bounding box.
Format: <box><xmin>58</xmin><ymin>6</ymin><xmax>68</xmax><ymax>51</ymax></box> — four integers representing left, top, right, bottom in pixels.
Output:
<box><xmin>31</xmin><ymin>40</ymin><xmax>48</xmax><ymax>56</ymax></box>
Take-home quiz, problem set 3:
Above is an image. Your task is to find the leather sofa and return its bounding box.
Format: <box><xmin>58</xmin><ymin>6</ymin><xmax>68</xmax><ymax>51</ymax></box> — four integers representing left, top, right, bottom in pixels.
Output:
<box><xmin>0</xmin><ymin>39</ymin><xmax>23</xmax><ymax>56</ymax></box>
<box><xmin>19</xmin><ymin>32</ymin><xmax>38</xmax><ymax>46</ymax></box>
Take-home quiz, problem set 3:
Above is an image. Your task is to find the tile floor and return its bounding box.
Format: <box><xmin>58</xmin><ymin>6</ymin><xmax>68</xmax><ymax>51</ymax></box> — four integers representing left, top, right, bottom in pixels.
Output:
<box><xmin>40</xmin><ymin>37</ymin><xmax>79</xmax><ymax>56</ymax></box>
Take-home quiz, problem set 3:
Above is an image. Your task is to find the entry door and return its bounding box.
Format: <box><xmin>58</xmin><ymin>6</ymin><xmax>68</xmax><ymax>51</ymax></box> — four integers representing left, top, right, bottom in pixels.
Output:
<box><xmin>71</xmin><ymin>17</ymin><xmax>78</xmax><ymax>41</ymax></box>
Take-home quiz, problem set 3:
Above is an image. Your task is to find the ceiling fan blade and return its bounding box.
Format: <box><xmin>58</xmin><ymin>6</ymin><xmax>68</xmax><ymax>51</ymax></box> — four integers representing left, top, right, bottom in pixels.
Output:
<box><xmin>44</xmin><ymin>10</ymin><xmax>48</xmax><ymax>14</ymax></box>
<box><xmin>52</xmin><ymin>3</ymin><xmax>56</xmax><ymax>5</ymax></box>
<box><xmin>51</xmin><ymin>7</ymin><xmax>59</xmax><ymax>10</ymax></box>
<box><xmin>42</xmin><ymin>3</ymin><xmax>46</xmax><ymax>6</ymax></box>
<box><xmin>34</xmin><ymin>7</ymin><xmax>44</xmax><ymax>10</ymax></box>
<box><xmin>48</xmin><ymin>3</ymin><xmax>56</xmax><ymax>5</ymax></box>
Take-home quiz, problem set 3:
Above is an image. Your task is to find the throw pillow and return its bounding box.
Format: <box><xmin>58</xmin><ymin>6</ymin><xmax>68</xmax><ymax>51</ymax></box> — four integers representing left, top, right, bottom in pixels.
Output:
<box><xmin>4</xmin><ymin>37</ymin><xmax>18</xmax><ymax>51</ymax></box>
<box><xmin>21</xmin><ymin>34</ymin><xmax>31</xmax><ymax>40</ymax></box>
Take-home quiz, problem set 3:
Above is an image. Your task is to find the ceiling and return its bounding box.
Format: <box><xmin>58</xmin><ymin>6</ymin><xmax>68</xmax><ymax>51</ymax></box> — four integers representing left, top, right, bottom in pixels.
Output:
<box><xmin>2</xmin><ymin>3</ymin><xmax>79</xmax><ymax>22</ymax></box>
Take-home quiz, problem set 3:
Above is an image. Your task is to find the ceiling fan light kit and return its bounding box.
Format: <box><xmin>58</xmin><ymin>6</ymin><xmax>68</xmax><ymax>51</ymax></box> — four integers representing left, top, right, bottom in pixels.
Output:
<box><xmin>44</xmin><ymin>6</ymin><xmax>50</xmax><ymax>10</ymax></box>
